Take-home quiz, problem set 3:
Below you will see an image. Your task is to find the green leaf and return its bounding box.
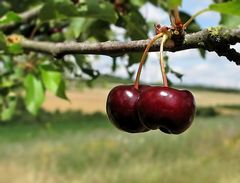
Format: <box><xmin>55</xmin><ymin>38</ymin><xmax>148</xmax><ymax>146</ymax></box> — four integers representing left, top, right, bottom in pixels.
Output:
<box><xmin>131</xmin><ymin>0</ymin><xmax>147</xmax><ymax>7</ymax></box>
<box><xmin>39</xmin><ymin>1</ymin><xmax>58</xmax><ymax>21</ymax></box>
<box><xmin>0</xmin><ymin>11</ymin><xmax>21</xmax><ymax>25</ymax></box>
<box><xmin>220</xmin><ymin>14</ymin><xmax>240</xmax><ymax>27</ymax></box>
<box><xmin>7</xmin><ymin>43</ymin><xmax>23</xmax><ymax>54</ymax></box>
<box><xmin>39</xmin><ymin>1</ymin><xmax>78</xmax><ymax>21</ymax></box>
<box><xmin>40</xmin><ymin>65</ymin><xmax>68</xmax><ymax>100</ymax></box>
<box><xmin>85</xmin><ymin>0</ymin><xmax>118</xmax><ymax>23</ymax></box>
<box><xmin>0</xmin><ymin>32</ymin><xmax>7</xmax><ymax>51</ymax></box>
<box><xmin>198</xmin><ymin>48</ymin><xmax>206</xmax><ymax>59</ymax></box>
<box><xmin>209</xmin><ymin>0</ymin><xmax>240</xmax><ymax>16</ymax></box>
<box><xmin>84</xmin><ymin>20</ymin><xmax>110</xmax><ymax>42</ymax></box>
<box><xmin>167</xmin><ymin>0</ymin><xmax>182</xmax><ymax>9</ymax></box>
<box><xmin>1</xmin><ymin>95</ymin><xmax>17</xmax><ymax>121</ymax></box>
<box><xmin>124</xmin><ymin>11</ymin><xmax>148</xmax><ymax>40</ymax></box>
<box><xmin>55</xmin><ymin>2</ymin><xmax>79</xmax><ymax>17</ymax></box>
<box><xmin>68</xmin><ymin>18</ymin><xmax>86</xmax><ymax>39</ymax></box>
<box><xmin>24</xmin><ymin>74</ymin><xmax>45</xmax><ymax>115</ymax></box>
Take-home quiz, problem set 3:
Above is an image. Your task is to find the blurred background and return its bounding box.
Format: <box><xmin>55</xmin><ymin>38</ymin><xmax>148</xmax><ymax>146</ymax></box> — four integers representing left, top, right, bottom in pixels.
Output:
<box><xmin>0</xmin><ymin>0</ymin><xmax>240</xmax><ymax>183</ymax></box>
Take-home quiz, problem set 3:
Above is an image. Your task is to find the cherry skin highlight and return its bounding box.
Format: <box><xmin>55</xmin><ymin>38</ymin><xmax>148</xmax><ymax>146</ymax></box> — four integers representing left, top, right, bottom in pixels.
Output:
<box><xmin>106</xmin><ymin>85</ymin><xmax>149</xmax><ymax>133</ymax></box>
<box><xmin>137</xmin><ymin>86</ymin><xmax>196</xmax><ymax>134</ymax></box>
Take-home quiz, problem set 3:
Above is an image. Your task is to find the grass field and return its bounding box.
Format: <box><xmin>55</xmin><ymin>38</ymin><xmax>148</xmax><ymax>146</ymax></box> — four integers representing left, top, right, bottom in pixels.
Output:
<box><xmin>0</xmin><ymin>87</ymin><xmax>240</xmax><ymax>183</ymax></box>
<box><xmin>42</xmin><ymin>87</ymin><xmax>240</xmax><ymax>113</ymax></box>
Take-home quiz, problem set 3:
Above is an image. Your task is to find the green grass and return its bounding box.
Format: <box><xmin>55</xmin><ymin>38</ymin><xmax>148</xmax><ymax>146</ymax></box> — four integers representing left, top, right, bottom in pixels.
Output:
<box><xmin>0</xmin><ymin>110</ymin><xmax>240</xmax><ymax>183</ymax></box>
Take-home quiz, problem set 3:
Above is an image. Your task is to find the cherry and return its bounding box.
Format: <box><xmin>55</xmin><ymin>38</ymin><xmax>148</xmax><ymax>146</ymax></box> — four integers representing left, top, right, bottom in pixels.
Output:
<box><xmin>106</xmin><ymin>10</ymin><xmax>200</xmax><ymax>134</ymax></box>
<box><xmin>106</xmin><ymin>85</ymin><xmax>149</xmax><ymax>133</ymax></box>
<box><xmin>137</xmin><ymin>86</ymin><xmax>196</xmax><ymax>134</ymax></box>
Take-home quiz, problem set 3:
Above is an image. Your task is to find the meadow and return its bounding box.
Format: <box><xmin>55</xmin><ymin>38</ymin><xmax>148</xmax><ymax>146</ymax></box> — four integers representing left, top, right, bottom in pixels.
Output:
<box><xmin>0</xmin><ymin>85</ymin><xmax>240</xmax><ymax>183</ymax></box>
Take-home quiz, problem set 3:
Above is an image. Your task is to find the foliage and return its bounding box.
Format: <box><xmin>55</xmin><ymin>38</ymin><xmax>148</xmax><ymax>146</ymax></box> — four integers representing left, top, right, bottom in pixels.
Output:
<box><xmin>0</xmin><ymin>0</ymin><xmax>240</xmax><ymax>120</ymax></box>
<box><xmin>196</xmin><ymin>106</ymin><xmax>219</xmax><ymax>117</ymax></box>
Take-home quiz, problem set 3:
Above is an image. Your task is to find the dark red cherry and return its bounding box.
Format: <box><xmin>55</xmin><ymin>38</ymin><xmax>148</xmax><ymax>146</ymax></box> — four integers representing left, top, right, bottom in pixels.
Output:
<box><xmin>137</xmin><ymin>86</ymin><xmax>196</xmax><ymax>134</ymax></box>
<box><xmin>106</xmin><ymin>85</ymin><xmax>149</xmax><ymax>133</ymax></box>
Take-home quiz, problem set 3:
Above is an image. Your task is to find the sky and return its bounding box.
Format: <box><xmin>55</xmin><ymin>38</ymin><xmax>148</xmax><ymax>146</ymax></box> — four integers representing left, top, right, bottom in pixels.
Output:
<box><xmin>92</xmin><ymin>0</ymin><xmax>240</xmax><ymax>89</ymax></box>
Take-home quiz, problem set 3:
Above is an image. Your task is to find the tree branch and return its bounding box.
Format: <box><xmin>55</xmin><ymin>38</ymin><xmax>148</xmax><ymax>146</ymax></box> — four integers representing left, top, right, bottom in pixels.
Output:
<box><xmin>19</xmin><ymin>27</ymin><xmax>240</xmax><ymax>64</ymax></box>
<box><xmin>0</xmin><ymin>5</ymin><xmax>42</xmax><ymax>32</ymax></box>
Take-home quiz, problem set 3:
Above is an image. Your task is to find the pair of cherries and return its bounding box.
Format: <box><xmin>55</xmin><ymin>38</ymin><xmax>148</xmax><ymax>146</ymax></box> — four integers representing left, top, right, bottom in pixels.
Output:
<box><xmin>106</xmin><ymin>23</ymin><xmax>196</xmax><ymax>134</ymax></box>
<box><xmin>106</xmin><ymin>84</ymin><xmax>196</xmax><ymax>134</ymax></box>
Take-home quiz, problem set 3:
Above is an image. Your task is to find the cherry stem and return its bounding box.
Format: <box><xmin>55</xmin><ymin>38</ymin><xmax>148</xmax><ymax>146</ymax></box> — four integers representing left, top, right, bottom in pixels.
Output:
<box><xmin>159</xmin><ymin>34</ymin><xmax>169</xmax><ymax>87</ymax></box>
<box><xmin>134</xmin><ymin>33</ymin><xmax>163</xmax><ymax>90</ymax></box>
<box><xmin>183</xmin><ymin>8</ymin><xmax>209</xmax><ymax>29</ymax></box>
